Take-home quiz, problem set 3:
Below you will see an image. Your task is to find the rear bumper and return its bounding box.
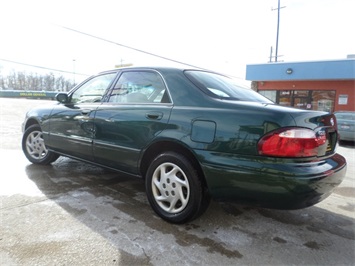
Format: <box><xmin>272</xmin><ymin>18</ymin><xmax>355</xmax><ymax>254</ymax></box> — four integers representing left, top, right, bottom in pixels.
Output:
<box><xmin>197</xmin><ymin>151</ymin><xmax>347</xmax><ymax>209</ymax></box>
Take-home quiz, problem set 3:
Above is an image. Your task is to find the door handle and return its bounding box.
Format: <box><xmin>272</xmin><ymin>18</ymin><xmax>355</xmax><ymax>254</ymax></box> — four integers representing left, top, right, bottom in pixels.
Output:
<box><xmin>146</xmin><ymin>112</ymin><xmax>163</xmax><ymax>120</ymax></box>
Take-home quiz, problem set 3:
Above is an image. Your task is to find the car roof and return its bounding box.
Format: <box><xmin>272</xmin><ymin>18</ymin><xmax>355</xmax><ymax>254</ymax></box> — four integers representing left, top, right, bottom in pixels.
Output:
<box><xmin>98</xmin><ymin>66</ymin><xmax>186</xmax><ymax>73</ymax></box>
<box><xmin>97</xmin><ymin>66</ymin><xmax>232</xmax><ymax>76</ymax></box>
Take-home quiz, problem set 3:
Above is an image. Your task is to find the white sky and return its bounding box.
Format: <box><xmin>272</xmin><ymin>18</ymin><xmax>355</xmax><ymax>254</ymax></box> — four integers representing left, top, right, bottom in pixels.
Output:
<box><xmin>0</xmin><ymin>0</ymin><xmax>354</xmax><ymax>83</ymax></box>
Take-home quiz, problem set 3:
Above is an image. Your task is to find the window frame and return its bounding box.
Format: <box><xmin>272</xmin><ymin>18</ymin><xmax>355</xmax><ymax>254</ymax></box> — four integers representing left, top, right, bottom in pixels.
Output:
<box><xmin>106</xmin><ymin>70</ymin><xmax>171</xmax><ymax>104</ymax></box>
<box><xmin>69</xmin><ymin>72</ymin><xmax>118</xmax><ymax>104</ymax></box>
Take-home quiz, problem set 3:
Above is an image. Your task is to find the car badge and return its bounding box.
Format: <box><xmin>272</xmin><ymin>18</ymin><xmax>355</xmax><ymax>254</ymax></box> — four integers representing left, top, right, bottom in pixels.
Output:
<box><xmin>330</xmin><ymin>118</ymin><xmax>334</xmax><ymax>126</ymax></box>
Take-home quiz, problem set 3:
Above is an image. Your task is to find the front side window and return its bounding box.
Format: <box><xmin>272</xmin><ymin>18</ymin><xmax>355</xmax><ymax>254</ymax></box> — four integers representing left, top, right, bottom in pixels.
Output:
<box><xmin>108</xmin><ymin>71</ymin><xmax>169</xmax><ymax>103</ymax></box>
<box><xmin>71</xmin><ymin>73</ymin><xmax>117</xmax><ymax>103</ymax></box>
<box><xmin>185</xmin><ymin>70</ymin><xmax>272</xmax><ymax>103</ymax></box>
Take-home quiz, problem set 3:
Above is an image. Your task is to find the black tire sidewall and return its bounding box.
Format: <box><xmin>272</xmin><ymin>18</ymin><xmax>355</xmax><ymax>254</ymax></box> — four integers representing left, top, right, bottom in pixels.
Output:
<box><xmin>145</xmin><ymin>151</ymin><xmax>203</xmax><ymax>224</ymax></box>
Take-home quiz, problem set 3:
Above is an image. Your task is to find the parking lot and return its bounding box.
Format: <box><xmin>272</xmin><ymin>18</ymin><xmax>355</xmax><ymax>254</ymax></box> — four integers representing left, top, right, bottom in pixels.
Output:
<box><xmin>1</xmin><ymin>98</ymin><xmax>354</xmax><ymax>265</ymax></box>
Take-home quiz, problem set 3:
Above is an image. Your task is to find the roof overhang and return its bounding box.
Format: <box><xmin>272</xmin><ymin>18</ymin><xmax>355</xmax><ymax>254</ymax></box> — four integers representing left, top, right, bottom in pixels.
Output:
<box><xmin>246</xmin><ymin>59</ymin><xmax>355</xmax><ymax>81</ymax></box>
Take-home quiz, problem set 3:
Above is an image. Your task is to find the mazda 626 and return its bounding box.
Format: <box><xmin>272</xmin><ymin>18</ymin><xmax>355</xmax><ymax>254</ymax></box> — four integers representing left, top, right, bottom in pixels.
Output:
<box><xmin>22</xmin><ymin>67</ymin><xmax>347</xmax><ymax>223</ymax></box>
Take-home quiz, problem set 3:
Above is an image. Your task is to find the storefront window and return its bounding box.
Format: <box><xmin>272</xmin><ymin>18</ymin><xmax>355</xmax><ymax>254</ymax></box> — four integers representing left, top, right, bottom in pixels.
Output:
<box><xmin>293</xmin><ymin>90</ymin><xmax>311</xmax><ymax>110</ymax></box>
<box><xmin>258</xmin><ymin>90</ymin><xmax>277</xmax><ymax>102</ymax></box>
<box><xmin>279</xmin><ymin>90</ymin><xmax>292</xmax><ymax>106</ymax></box>
<box><xmin>294</xmin><ymin>97</ymin><xmax>311</xmax><ymax>109</ymax></box>
<box><xmin>311</xmin><ymin>91</ymin><xmax>335</xmax><ymax>112</ymax></box>
<box><xmin>293</xmin><ymin>90</ymin><xmax>309</xmax><ymax>97</ymax></box>
<box><xmin>258</xmin><ymin>89</ymin><xmax>336</xmax><ymax>112</ymax></box>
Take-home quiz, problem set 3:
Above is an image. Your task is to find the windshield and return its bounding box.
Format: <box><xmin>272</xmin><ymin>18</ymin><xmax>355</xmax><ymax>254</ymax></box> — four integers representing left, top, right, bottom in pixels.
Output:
<box><xmin>185</xmin><ymin>70</ymin><xmax>272</xmax><ymax>103</ymax></box>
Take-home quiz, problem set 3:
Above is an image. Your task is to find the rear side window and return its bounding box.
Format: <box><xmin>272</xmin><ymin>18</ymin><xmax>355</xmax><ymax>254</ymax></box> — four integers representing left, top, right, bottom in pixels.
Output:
<box><xmin>108</xmin><ymin>71</ymin><xmax>169</xmax><ymax>103</ymax></box>
<box><xmin>185</xmin><ymin>70</ymin><xmax>272</xmax><ymax>103</ymax></box>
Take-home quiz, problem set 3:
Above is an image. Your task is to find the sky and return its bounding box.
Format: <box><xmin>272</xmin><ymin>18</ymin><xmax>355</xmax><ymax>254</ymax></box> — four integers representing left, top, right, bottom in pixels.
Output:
<box><xmin>0</xmin><ymin>0</ymin><xmax>354</xmax><ymax>84</ymax></box>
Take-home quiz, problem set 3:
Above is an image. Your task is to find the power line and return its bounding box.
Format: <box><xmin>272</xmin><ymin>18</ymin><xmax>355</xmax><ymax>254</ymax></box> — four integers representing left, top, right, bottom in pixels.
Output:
<box><xmin>0</xmin><ymin>58</ymin><xmax>90</xmax><ymax>76</ymax></box>
<box><xmin>55</xmin><ymin>24</ymin><xmax>211</xmax><ymax>71</ymax></box>
<box><xmin>2</xmin><ymin>25</ymin><xmax>244</xmax><ymax>80</ymax></box>
<box><xmin>55</xmin><ymin>24</ymin><xmax>245</xmax><ymax>80</ymax></box>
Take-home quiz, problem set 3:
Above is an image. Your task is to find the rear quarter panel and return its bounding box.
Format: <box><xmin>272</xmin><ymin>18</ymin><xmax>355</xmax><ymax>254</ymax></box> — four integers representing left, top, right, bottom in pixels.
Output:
<box><xmin>163</xmin><ymin>101</ymin><xmax>299</xmax><ymax>156</ymax></box>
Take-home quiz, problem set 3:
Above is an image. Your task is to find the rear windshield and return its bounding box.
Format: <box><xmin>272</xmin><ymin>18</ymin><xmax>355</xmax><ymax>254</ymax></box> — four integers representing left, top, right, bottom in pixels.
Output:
<box><xmin>184</xmin><ymin>70</ymin><xmax>272</xmax><ymax>103</ymax></box>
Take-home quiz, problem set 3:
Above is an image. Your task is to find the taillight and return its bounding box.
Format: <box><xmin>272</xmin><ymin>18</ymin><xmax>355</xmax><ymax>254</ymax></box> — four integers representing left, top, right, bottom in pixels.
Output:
<box><xmin>258</xmin><ymin>128</ymin><xmax>326</xmax><ymax>157</ymax></box>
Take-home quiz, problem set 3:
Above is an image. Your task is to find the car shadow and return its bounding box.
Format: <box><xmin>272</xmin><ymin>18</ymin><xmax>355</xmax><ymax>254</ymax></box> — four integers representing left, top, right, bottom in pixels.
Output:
<box><xmin>339</xmin><ymin>140</ymin><xmax>355</xmax><ymax>149</ymax></box>
<box><xmin>25</xmin><ymin>157</ymin><xmax>355</xmax><ymax>264</ymax></box>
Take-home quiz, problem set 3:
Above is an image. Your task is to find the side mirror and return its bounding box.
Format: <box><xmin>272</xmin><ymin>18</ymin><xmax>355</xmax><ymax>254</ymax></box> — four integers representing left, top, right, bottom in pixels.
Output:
<box><xmin>56</xmin><ymin>93</ymin><xmax>69</xmax><ymax>103</ymax></box>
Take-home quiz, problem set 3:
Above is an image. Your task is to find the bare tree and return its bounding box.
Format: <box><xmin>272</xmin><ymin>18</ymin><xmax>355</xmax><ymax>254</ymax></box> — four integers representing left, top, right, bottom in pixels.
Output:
<box><xmin>0</xmin><ymin>71</ymin><xmax>74</xmax><ymax>91</ymax></box>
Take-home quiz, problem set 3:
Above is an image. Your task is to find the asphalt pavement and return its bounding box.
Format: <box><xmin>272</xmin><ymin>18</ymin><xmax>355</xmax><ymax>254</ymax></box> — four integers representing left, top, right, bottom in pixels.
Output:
<box><xmin>1</xmin><ymin>98</ymin><xmax>354</xmax><ymax>265</ymax></box>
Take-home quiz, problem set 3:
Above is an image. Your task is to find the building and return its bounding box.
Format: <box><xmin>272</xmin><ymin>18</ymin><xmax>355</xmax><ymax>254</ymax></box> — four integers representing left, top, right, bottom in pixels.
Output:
<box><xmin>246</xmin><ymin>59</ymin><xmax>355</xmax><ymax>112</ymax></box>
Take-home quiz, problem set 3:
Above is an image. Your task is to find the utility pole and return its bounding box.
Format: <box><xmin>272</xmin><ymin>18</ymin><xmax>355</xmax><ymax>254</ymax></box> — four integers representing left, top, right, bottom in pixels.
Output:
<box><xmin>272</xmin><ymin>0</ymin><xmax>286</xmax><ymax>62</ymax></box>
<box><xmin>269</xmin><ymin>46</ymin><xmax>273</xmax><ymax>63</ymax></box>
<box><xmin>72</xmin><ymin>59</ymin><xmax>76</xmax><ymax>86</ymax></box>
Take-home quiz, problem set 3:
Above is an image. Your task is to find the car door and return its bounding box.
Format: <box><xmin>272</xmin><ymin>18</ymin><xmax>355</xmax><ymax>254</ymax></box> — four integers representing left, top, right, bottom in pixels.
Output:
<box><xmin>93</xmin><ymin>70</ymin><xmax>173</xmax><ymax>174</ymax></box>
<box><xmin>48</xmin><ymin>72</ymin><xmax>117</xmax><ymax>161</ymax></box>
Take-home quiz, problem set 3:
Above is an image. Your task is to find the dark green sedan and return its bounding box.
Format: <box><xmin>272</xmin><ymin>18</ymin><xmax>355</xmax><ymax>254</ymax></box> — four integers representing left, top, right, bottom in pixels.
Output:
<box><xmin>22</xmin><ymin>67</ymin><xmax>347</xmax><ymax>223</ymax></box>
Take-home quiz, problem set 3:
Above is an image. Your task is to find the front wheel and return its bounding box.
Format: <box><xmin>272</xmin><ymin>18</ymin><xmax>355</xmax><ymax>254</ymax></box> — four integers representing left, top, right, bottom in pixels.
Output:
<box><xmin>22</xmin><ymin>124</ymin><xmax>59</xmax><ymax>164</ymax></box>
<box><xmin>145</xmin><ymin>152</ymin><xmax>210</xmax><ymax>224</ymax></box>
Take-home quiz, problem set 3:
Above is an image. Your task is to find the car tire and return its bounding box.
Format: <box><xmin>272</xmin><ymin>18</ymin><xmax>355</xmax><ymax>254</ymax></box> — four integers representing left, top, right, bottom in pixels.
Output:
<box><xmin>22</xmin><ymin>124</ymin><xmax>59</xmax><ymax>165</ymax></box>
<box><xmin>145</xmin><ymin>151</ymin><xmax>210</xmax><ymax>224</ymax></box>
